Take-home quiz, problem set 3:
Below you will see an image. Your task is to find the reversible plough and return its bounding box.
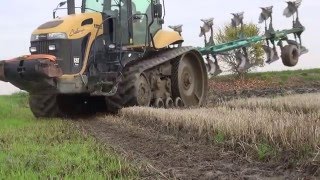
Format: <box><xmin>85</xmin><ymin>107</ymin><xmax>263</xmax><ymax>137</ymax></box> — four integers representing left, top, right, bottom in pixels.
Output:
<box><xmin>170</xmin><ymin>0</ymin><xmax>307</xmax><ymax>76</ymax></box>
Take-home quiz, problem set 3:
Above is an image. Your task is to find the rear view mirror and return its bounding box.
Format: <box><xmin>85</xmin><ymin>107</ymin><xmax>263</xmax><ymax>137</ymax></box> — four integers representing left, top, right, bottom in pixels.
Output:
<box><xmin>133</xmin><ymin>14</ymin><xmax>143</xmax><ymax>20</ymax></box>
<box><xmin>53</xmin><ymin>1</ymin><xmax>67</xmax><ymax>19</ymax></box>
<box><xmin>59</xmin><ymin>1</ymin><xmax>67</xmax><ymax>7</ymax></box>
<box><xmin>154</xmin><ymin>4</ymin><xmax>163</xmax><ymax>18</ymax></box>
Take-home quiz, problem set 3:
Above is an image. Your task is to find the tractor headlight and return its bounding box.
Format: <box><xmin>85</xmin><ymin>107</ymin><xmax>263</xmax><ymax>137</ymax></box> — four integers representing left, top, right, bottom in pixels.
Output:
<box><xmin>48</xmin><ymin>45</ymin><xmax>56</xmax><ymax>51</ymax></box>
<box><xmin>29</xmin><ymin>47</ymin><xmax>37</xmax><ymax>53</ymax></box>
<box><xmin>47</xmin><ymin>32</ymin><xmax>68</xmax><ymax>40</ymax></box>
<box><xmin>30</xmin><ymin>34</ymin><xmax>40</xmax><ymax>41</ymax></box>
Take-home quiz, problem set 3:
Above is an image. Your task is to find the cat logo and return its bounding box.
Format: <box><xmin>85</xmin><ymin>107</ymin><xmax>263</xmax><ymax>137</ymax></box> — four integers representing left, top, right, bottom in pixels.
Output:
<box><xmin>73</xmin><ymin>57</ymin><xmax>80</xmax><ymax>66</ymax></box>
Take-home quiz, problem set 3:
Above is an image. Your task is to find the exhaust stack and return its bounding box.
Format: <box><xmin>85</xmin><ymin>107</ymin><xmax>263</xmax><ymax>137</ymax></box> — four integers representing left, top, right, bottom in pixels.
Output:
<box><xmin>67</xmin><ymin>0</ymin><xmax>75</xmax><ymax>15</ymax></box>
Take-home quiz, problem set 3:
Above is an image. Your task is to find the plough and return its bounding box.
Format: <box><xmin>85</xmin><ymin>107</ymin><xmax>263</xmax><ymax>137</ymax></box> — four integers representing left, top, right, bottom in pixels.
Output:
<box><xmin>170</xmin><ymin>0</ymin><xmax>307</xmax><ymax>76</ymax></box>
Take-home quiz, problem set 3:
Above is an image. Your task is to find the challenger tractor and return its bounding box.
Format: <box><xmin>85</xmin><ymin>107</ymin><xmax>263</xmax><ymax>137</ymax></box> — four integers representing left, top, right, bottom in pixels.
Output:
<box><xmin>0</xmin><ymin>0</ymin><xmax>306</xmax><ymax>118</ymax></box>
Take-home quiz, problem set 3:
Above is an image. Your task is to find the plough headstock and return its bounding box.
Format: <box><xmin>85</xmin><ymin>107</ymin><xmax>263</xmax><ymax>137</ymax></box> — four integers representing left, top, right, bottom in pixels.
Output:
<box><xmin>196</xmin><ymin>0</ymin><xmax>308</xmax><ymax>77</ymax></box>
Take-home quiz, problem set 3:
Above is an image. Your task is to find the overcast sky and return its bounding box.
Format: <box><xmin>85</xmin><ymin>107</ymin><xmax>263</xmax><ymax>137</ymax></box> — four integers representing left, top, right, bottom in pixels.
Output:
<box><xmin>0</xmin><ymin>0</ymin><xmax>319</xmax><ymax>94</ymax></box>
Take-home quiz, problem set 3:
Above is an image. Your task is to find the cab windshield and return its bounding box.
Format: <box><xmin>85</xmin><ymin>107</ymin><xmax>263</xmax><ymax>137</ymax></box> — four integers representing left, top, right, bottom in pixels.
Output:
<box><xmin>83</xmin><ymin>0</ymin><xmax>118</xmax><ymax>13</ymax></box>
<box><xmin>83</xmin><ymin>0</ymin><xmax>153</xmax><ymax>15</ymax></box>
<box><xmin>83</xmin><ymin>0</ymin><xmax>161</xmax><ymax>45</ymax></box>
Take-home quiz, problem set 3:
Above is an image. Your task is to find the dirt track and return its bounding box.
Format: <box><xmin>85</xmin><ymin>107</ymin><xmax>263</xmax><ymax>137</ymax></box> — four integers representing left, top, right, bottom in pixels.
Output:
<box><xmin>78</xmin><ymin>115</ymin><xmax>314</xmax><ymax>179</ymax></box>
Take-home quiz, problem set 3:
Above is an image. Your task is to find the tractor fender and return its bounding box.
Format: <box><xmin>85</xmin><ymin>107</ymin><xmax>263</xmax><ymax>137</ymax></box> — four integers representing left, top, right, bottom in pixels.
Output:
<box><xmin>153</xmin><ymin>30</ymin><xmax>184</xmax><ymax>49</ymax></box>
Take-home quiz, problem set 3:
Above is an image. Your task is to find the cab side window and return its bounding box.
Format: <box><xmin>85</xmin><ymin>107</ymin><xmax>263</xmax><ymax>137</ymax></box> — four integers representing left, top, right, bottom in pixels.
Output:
<box><xmin>131</xmin><ymin>0</ymin><xmax>162</xmax><ymax>45</ymax></box>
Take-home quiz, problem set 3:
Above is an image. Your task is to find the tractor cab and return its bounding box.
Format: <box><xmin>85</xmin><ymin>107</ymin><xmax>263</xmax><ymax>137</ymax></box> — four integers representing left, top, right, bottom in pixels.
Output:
<box><xmin>82</xmin><ymin>0</ymin><xmax>164</xmax><ymax>48</ymax></box>
<box><xmin>29</xmin><ymin>0</ymin><xmax>181</xmax><ymax>76</ymax></box>
<box><xmin>79</xmin><ymin>0</ymin><xmax>181</xmax><ymax>95</ymax></box>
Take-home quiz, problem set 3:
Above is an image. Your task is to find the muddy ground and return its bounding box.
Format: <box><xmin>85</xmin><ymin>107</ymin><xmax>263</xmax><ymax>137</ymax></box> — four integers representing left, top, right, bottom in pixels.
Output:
<box><xmin>77</xmin><ymin>82</ymin><xmax>320</xmax><ymax>179</ymax></box>
<box><xmin>208</xmin><ymin>78</ymin><xmax>320</xmax><ymax>105</ymax></box>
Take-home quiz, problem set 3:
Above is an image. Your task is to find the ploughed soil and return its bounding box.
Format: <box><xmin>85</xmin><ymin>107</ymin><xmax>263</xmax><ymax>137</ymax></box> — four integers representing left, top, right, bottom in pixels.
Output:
<box><xmin>207</xmin><ymin>75</ymin><xmax>320</xmax><ymax>105</ymax></box>
<box><xmin>77</xmin><ymin>78</ymin><xmax>320</xmax><ymax>179</ymax></box>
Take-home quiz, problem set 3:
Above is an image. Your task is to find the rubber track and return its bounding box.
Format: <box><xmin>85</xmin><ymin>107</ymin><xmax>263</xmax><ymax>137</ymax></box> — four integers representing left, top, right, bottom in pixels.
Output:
<box><xmin>105</xmin><ymin>47</ymin><xmax>196</xmax><ymax>112</ymax></box>
<box><xmin>126</xmin><ymin>47</ymin><xmax>195</xmax><ymax>73</ymax></box>
<box><xmin>29</xmin><ymin>94</ymin><xmax>62</xmax><ymax>118</ymax></box>
<box><xmin>171</xmin><ymin>57</ymin><xmax>181</xmax><ymax>99</ymax></box>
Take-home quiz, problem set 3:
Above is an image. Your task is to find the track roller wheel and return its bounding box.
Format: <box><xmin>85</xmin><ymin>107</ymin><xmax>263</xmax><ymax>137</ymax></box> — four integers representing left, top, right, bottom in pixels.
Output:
<box><xmin>165</xmin><ymin>98</ymin><xmax>174</xmax><ymax>109</ymax></box>
<box><xmin>174</xmin><ymin>97</ymin><xmax>185</xmax><ymax>108</ymax></box>
<box><xmin>281</xmin><ymin>45</ymin><xmax>300</xmax><ymax>67</ymax></box>
<box><xmin>154</xmin><ymin>98</ymin><xmax>165</xmax><ymax>108</ymax></box>
<box><xmin>172</xmin><ymin>51</ymin><xmax>208</xmax><ymax>107</ymax></box>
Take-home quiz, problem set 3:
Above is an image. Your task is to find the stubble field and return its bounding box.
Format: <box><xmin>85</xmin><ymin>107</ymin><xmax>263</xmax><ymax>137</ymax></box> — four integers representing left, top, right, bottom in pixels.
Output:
<box><xmin>78</xmin><ymin>92</ymin><xmax>320</xmax><ymax>179</ymax></box>
<box><xmin>122</xmin><ymin>93</ymin><xmax>320</xmax><ymax>162</ymax></box>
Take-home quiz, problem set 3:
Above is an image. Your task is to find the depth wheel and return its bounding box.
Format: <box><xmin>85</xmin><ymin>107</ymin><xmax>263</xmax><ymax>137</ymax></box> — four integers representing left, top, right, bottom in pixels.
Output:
<box><xmin>172</xmin><ymin>51</ymin><xmax>208</xmax><ymax>107</ymax></box>
<box><xmin>282</xmin><ymin>45</ymin><xmax>300</xmax><ymax>67</ymax></box>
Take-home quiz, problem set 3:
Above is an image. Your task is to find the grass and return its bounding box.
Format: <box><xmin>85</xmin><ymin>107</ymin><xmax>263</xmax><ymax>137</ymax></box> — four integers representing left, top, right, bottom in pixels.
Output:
<box><xmin>121</xmin><ymin>93</ymin><xmax>320</xmax><ymax>163</ymax></box>
<box><xmin>257</xmin><ymin>143</ymin><xmax>275</xmax><ymax>161</ymax></box>
<box><xmin>215</xmin><ymin>68</ymin><xmax>320</xmax><ymax>82</ymax></box>
<box><xmin>0</xmin><ymin>93</ymin><xmax>137</xmax><ymax>179</ymax></box>
<box><xmin>246</xmin><ymin>68</ymin><xmax>320</xmax><ymax>82</ymax></box>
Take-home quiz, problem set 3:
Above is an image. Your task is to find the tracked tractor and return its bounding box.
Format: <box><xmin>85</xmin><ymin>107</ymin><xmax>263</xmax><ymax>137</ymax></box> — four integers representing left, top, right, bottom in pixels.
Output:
<box><xmin>0</xmin><ymin>0</ymin><xmax>306</xmax><ymax>118</ymax></box>
<box><xmin>0</xmin><ymin>0</ymin><xmax>208</xmax><ymax>117</ymax></box>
